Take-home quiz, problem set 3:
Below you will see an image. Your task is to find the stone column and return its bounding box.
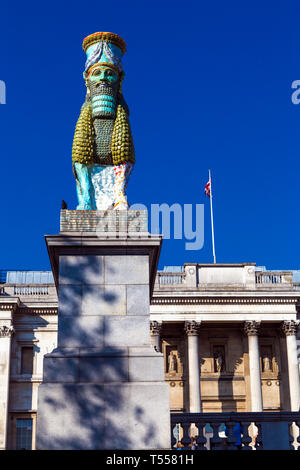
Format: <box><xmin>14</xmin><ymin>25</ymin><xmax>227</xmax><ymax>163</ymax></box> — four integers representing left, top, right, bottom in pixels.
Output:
<box><xmin>281</xmin><ymin>320</ymin><xmax>300</xmax><ymax>411</ymax></box>
<box><xmin>185</xmin><ymin>321</ymin><xmax>201</xmax><ymax>412</ymax></box>
<box><xmin>150</xmin><ymin>321</ymin><xmax>162</xmax><ymax>352</ymax></box>
<box><xmin>0</xmin><ymin>324</ymin><xmax>14</xmax><ymax>450</ymax></box>
<box><xmin>244</xmin><ymin>321</ymin><xmax>263</xmax><ymax>412</ymax></box>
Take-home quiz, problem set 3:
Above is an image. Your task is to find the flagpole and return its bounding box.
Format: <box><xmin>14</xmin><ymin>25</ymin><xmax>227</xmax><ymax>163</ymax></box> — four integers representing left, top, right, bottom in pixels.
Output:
<box><xmin>209</xmin><ymin>169</ymin><xmax>216</xmax><ymax>264</ymax></box>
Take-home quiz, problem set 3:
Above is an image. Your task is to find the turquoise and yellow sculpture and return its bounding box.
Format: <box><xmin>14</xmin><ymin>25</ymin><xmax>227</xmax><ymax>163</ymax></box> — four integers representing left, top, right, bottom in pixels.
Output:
<box><xmin>72</xmin><ymin>32</ymin><xmax>135</xmax><ymax>210</ymax></box>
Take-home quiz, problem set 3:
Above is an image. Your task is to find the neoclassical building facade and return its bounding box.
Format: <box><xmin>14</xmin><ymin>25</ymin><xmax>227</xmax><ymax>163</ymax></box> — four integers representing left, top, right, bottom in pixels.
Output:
<box><xmin>0</xmin><ymin>263</ymin><xmax>299</xmax><ymax>449</ymax></box>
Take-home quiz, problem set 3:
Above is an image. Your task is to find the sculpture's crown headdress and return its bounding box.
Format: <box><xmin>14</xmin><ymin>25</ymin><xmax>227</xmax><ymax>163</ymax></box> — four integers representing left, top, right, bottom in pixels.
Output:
<box><xmin>83</xmin><ymin>32</ymin><xmax>126</xmax><ymax>79</ymax></box>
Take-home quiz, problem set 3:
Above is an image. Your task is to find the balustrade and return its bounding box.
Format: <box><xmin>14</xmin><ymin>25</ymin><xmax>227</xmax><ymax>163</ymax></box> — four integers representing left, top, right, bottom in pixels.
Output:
<box><xmin>171</xmin><ymin>412</ymin><xmax>300</xmax><ymax>450</ymax></box>
<box><xmin>157</xmin><ymin>272</ymin><xmax>185</xmax><ymax>285</ymax></box>
<box><xmin>13</xmin><ymin>285</ymin><xmax>49</xmax><ymax>296</ymax></box>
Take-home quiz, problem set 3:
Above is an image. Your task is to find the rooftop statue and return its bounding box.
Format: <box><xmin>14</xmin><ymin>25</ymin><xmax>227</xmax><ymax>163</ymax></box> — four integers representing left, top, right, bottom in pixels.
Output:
<box><xmin>72</xmin><ymin>32</ymin><xmax>135</xmax><ymax>210</ymax></box>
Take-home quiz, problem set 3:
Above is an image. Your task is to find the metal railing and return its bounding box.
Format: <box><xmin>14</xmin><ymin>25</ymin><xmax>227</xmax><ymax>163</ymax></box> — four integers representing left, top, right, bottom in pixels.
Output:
<box><xmin>171</xmin><ymin>412</ymin><xmax>300</xmax><ymax>450</ymax></box>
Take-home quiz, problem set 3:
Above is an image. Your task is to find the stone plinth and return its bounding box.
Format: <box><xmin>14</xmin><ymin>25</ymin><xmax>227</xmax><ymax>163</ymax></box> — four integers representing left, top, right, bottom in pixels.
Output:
<box><xmin>60</xmin><ymin>209</ymin><xmax>148</xmax><ymax>233</ymax></box>
<box><xmin>36</xmin><ymin>210</ymin><xmax>170</xmax><ymax>450</ymax></box>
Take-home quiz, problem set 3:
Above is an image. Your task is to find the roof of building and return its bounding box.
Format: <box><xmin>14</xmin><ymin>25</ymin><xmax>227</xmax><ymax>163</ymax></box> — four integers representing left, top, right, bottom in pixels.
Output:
<box><xmin>1</xmin><ymin>266</ymin><xmax>299</xmax><ymax>285</ymax></box>
<box><xmin>0</xmin><ymin>270</ymin><xmax>54</xmax><ymax>284</ymax></box>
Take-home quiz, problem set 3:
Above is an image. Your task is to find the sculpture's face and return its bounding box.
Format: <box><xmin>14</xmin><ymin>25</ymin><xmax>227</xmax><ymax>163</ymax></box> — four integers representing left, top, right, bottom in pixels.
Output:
<box><xmin>88</xmin><ymin>65</ymin><xmax>119</xmax><ymax>89</ymax></box>
<box><xmin>87</xmin><ymin>65</ymin><xmax>120</xmax><ymax>118</ymax></box>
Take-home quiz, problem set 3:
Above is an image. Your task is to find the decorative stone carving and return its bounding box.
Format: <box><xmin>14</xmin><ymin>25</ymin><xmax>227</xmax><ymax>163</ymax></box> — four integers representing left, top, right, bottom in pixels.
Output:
<box><xmin>163</xmin><ymin>340</ymin><xmax>185</xmax><ymax>379</ymax></box>
<box><xmin>213</xmin><ymin>345</ymin><xmax>226</xmax><ymax>372</ymax></box>
<box><xmin>216</xmin><ymin>355</ymin><xmax>223</xmax><ymax>372</ymax></box>
<box><xmin>261</xmin><ymin>346</ymin><xmax>273</xmax><ymax>372</ymax></box>
<box><xmin>150</xmin><ymin>321</ymin><xmax>162</xmax><ymax>336</ymax></box>
<box><xmin>281</xmin><ymin>320</ymin><xmax>299</xmax><ymax>336</ymax></box>
<box><xmin>165</xmin><ymin>346</ymin><xmax>181</xmax><ymax>375</ymax></box>
<box><xmin>243</xmin><ymin>320</ymin><xmax>261</xmax><ymax>336</ymax></box>
<box><xmin>262</xmin><ymin>355</ymin><xmax>272</xmax><ymax>372</ymax></box>
<box><xmin>0</xmin><ymin>325</ymin><xmax>14</xmax><ymax>337</ymax></box>
<box><xmin>150</xmin><ymin>321</ymin><xmax>162</xmax><ymax>352</ymax></box>
<box><xmin>168</xmin><ymin>351</ymin><xmax>178</xmax><ymax>373</ymax></box>
<box><xmin>184</xmin><ymin>321</ymin><xmax>201</xmax><ymax>336</ymax></box>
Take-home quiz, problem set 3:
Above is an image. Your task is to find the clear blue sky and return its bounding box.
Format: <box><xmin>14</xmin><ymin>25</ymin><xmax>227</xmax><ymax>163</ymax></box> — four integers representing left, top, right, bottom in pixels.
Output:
<box><xmin>0</xmin><ymin>0</ymin><xmax>299</xmax><ymax>271</ymax></box>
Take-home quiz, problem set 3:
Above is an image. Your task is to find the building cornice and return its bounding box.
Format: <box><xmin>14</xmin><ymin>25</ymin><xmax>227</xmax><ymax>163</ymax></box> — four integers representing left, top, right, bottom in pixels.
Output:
<box><xmin>0</xmin><ymin>297</ymin><xmax>20</xmax><ymax>311</ymax></box>
<box><xmin>16</xmin><ymin>307</ymin><xmax>58</xmax><ymax>316</ymax></box>
<box><xmin>151</xmin><ymin>295</ymin><xmax>299</xmax><ymax>305</ymax></box>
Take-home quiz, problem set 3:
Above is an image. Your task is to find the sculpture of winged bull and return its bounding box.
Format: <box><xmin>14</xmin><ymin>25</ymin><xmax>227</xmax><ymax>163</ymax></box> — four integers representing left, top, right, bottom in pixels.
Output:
<box><xmin>72</xmin><ymin>32</ymin><xmax>135</xmax><ymax>210</ymax></box>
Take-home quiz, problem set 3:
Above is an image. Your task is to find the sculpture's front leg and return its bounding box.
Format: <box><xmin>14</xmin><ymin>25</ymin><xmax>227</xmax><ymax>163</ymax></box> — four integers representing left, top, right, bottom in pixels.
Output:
<box><xmin>113</xmin><ymin>162</ymin><xmax>133</xmax><ymax>210</ymax></box>
<box><xmin>74</xmin><ymin>162</ymin><xmax>96</xmax><ymax>210</ymax></box>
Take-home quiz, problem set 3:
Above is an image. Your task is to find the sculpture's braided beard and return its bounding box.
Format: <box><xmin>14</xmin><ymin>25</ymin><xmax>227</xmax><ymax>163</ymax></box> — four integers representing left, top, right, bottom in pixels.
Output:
<box><xmin>89</xmin><ymin>81</ymin><xmax>118</xmax><ymax>118</ymax></box>
<box><xmin>88</xmin><ymin>81</ymin><xmax>118</xmax><ymax>165</ymax></box>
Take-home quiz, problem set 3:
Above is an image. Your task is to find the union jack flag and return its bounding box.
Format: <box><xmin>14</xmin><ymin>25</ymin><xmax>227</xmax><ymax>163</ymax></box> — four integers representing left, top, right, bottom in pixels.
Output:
<box><xmin>204</xmin><ymin>180</ymin><xmax>211</xmax><ymax>197</ymax></box>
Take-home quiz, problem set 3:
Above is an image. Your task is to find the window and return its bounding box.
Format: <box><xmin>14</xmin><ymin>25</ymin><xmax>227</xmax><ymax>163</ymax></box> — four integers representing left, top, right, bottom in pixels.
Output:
<box><xmin>21</xmin><ymin>347</ymin><xmax>34</xmax><ymax>375</ymax></box>
<box><xmin>16</xmin><ymin>419</ymin><xmax>33</xmax><ymax>450</ymax></box>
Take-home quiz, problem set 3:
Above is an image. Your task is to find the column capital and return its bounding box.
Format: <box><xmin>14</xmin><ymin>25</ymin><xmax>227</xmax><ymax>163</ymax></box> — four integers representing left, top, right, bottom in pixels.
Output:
<box><xmin>185</xmin><ymin>320</ymin><xmax>201</xmax><ymax>336</ymax></box>
<box><xmin>150</xmin><ymin>321</ymin><xmax>162</xmax><ymax>335</ymax></box>
<box><xmin>243</xmin><ymin>320</ymin><xmax>261</xmax><ymax>336</ymax></box>
<box><xmin>0</xmin><ymin>325</ymin><xmax>14</xmax><ymax>338</ymax></box>
<box><xmin>281</xmin><ymin>320</ymin><xmax>299</xmax><ymax>336</ymax></box>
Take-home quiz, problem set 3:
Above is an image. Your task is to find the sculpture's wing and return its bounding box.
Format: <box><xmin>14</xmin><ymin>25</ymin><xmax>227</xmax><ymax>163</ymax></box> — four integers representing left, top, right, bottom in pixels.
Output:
<box><xmin>111</xmin><ymin>101</ymin><xmax>135</xmax><ymax>165</ymax></box>
<box><xmin>72</xmin><ymin>103</ymin><xmax>95</xmax><ymax>166</ymax></box>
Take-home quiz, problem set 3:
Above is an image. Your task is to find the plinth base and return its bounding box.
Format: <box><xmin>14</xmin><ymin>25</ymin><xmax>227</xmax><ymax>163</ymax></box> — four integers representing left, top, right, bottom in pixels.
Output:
<box><xmin>37</xmin><ymin>347</ymin><xmax>170</xmax><ymax>450</ymax></box>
